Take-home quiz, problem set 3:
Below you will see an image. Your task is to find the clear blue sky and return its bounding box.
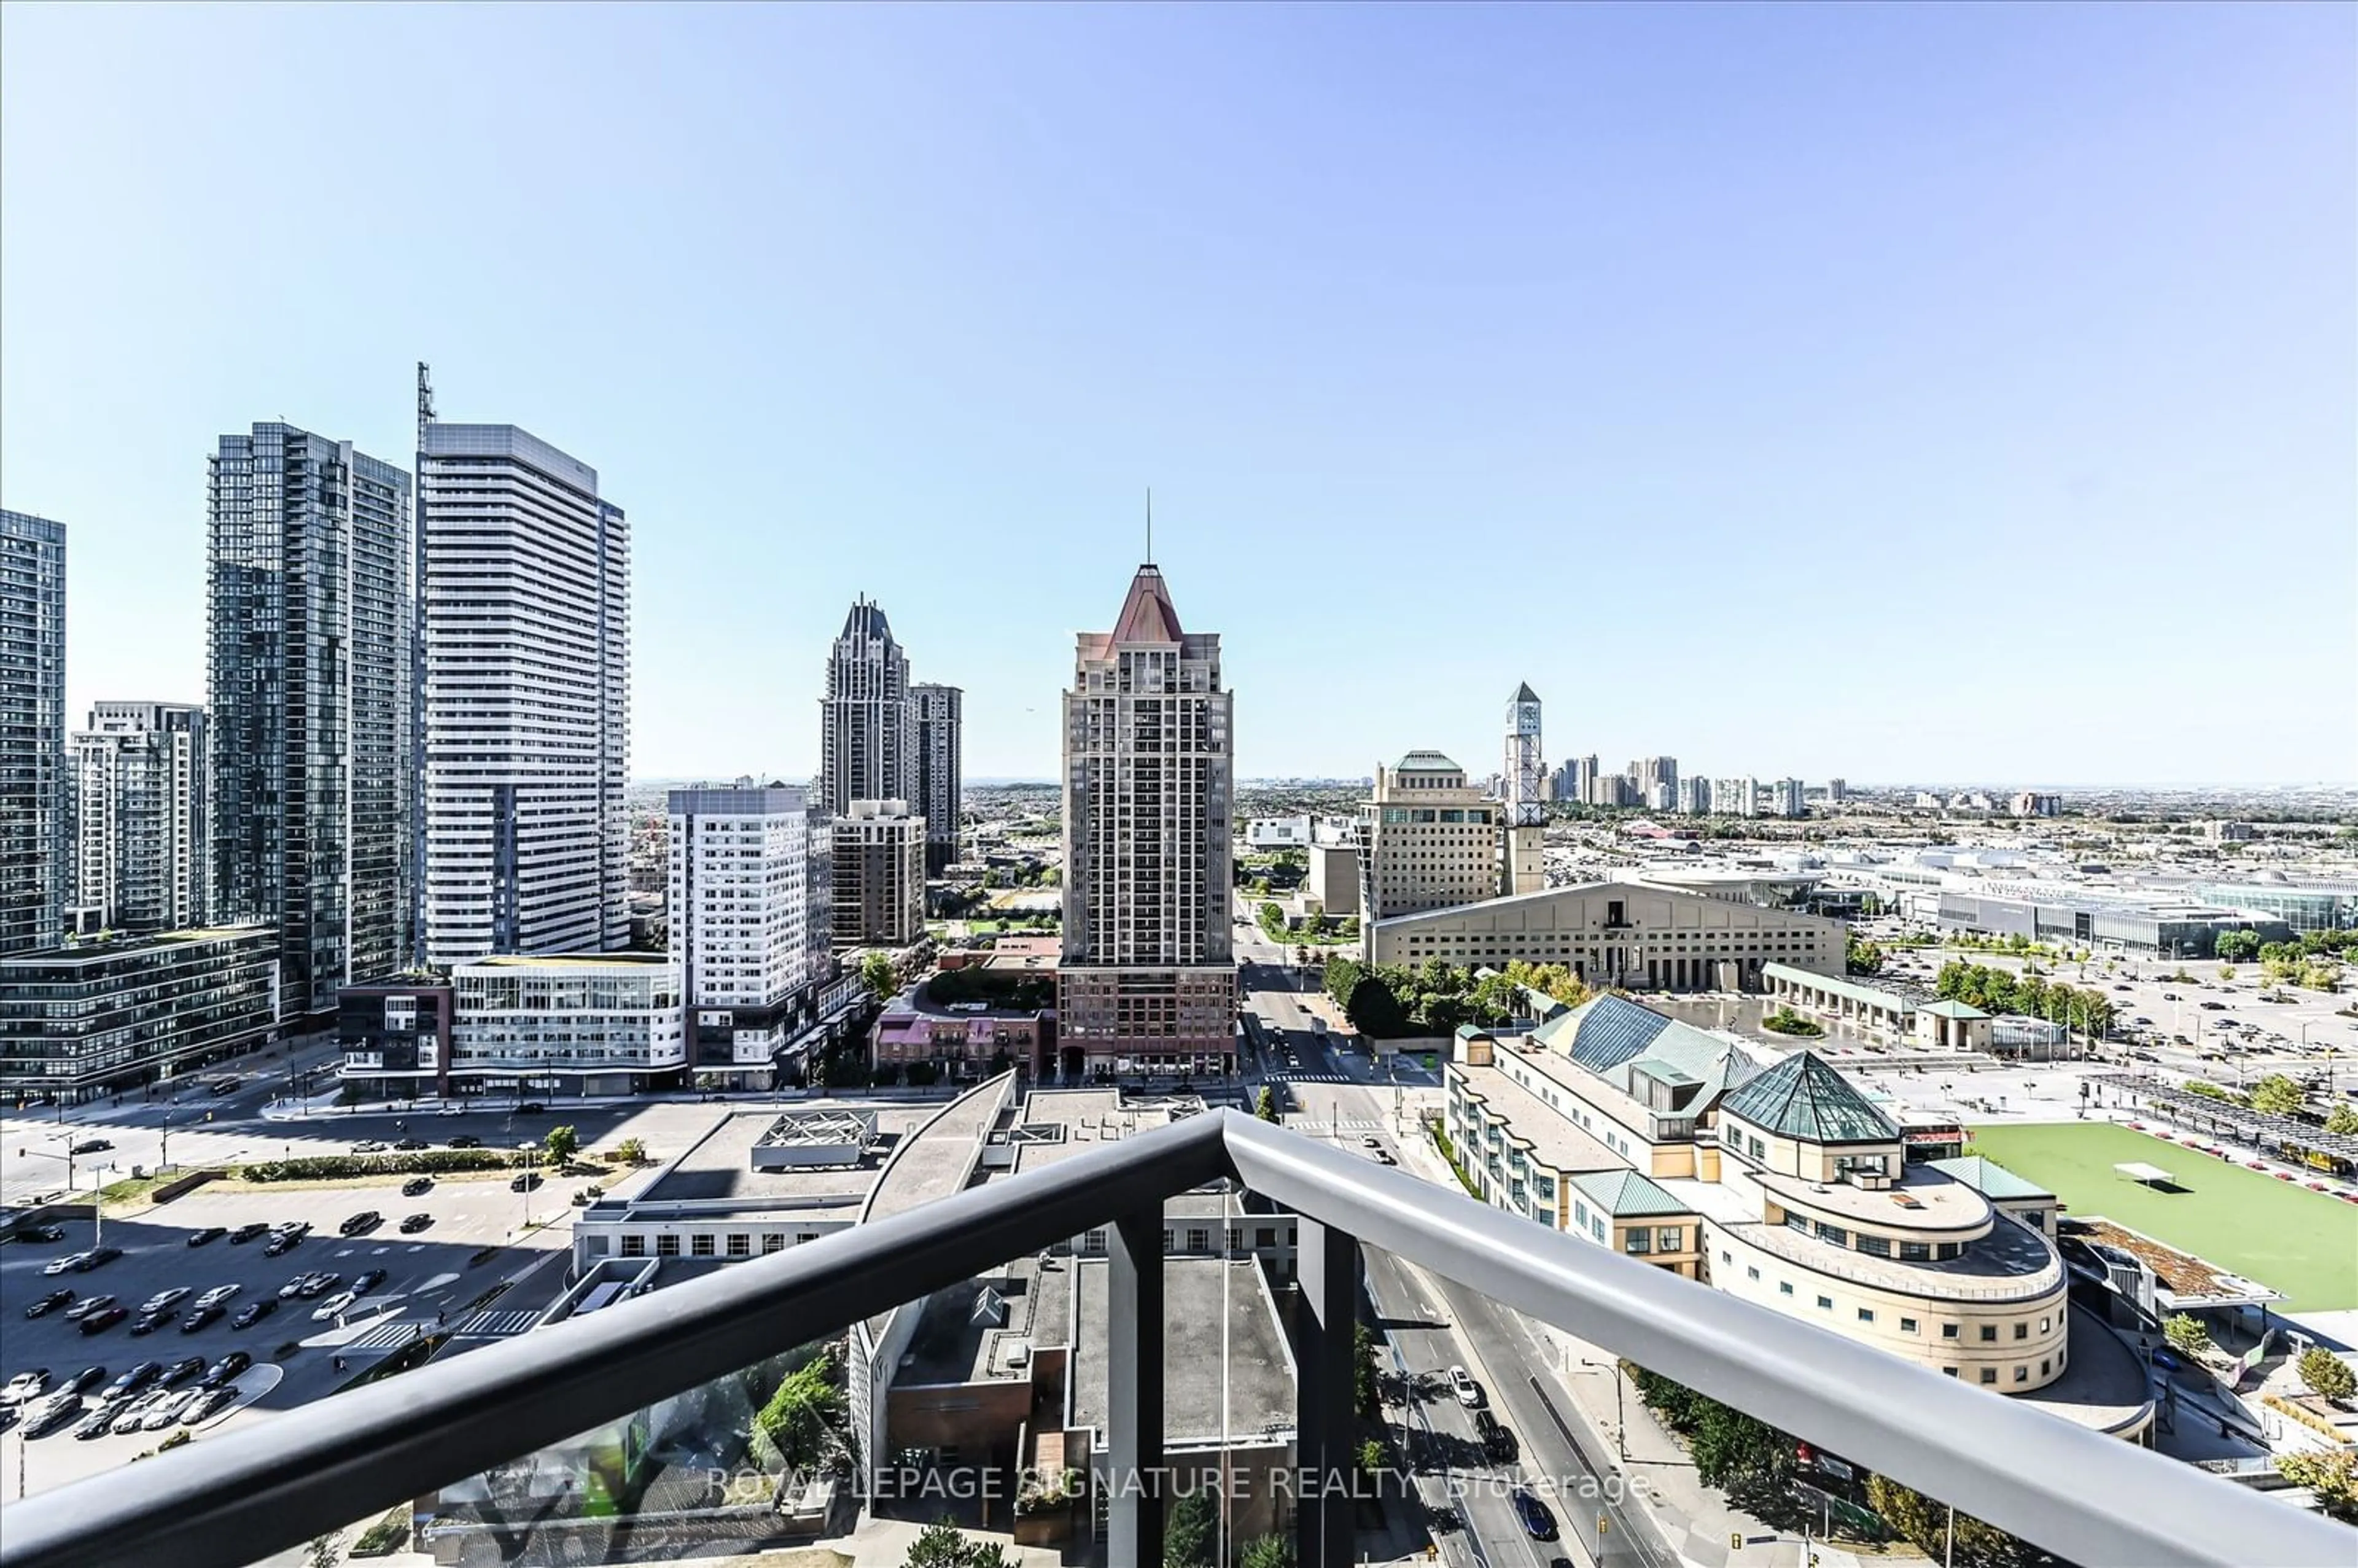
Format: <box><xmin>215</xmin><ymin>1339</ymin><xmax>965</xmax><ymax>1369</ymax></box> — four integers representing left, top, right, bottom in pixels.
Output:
<box><xmin>4</xmin><ymin>3</ymin><xmax>2351</xmax><ymax>785</ymax></box>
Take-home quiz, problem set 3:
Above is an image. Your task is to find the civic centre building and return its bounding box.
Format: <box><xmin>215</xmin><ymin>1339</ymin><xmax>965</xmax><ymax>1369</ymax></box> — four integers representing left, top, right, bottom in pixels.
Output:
<box><xmin>1445</xmin><ymin>994</ymin><xmax>2152</xmax><ymax>1437</ymax></box>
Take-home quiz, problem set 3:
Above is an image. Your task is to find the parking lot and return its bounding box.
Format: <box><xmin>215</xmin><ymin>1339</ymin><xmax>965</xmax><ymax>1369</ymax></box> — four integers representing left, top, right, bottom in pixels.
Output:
<box><xmin>0</xmin><ymin>1161</ymin><xmax>604</xmax><ymax>1497</ymax></box>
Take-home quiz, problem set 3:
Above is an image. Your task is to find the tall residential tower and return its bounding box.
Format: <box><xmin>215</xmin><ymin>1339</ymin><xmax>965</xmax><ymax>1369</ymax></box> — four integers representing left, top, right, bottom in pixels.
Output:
<box><xmin>72</xmin><ymin>702</ymin><xmax>206</xmax><ymax>931</ymax></box>
<box><xmin>418</xmin><ymin>414</ymin><xmax>628</xmax><ymax>964</ymax></box>
<box><xmin>819</xmin><ymin>598</ymin><xmax>914</xmax><ymax>817</ymax></box>
<box><xmin>911</xmin><ymin>682</ymin><xmax>963</xmax><ymax>873</ymax></box>
<box><xmin>207</xmin><ymin>429</ymin><xmax>411</xmax><ymax>1012</ymax></box>
<box><xmin>1058</xmin><ymin>564</ymin><xmax>1234</xmax><ymax>1076</ymax></box>
<box><xmin>0</xmin><ymin>510</ymin><xmax>67</xmax><ymax>955</ymax></box>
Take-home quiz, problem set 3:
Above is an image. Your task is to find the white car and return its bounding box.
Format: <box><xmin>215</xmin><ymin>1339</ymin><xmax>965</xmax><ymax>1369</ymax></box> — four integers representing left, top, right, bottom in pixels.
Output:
<box><xmin>2</xmin><ymin>1370</ymin><xmax>51</xmax><ymax>1405</ymax></box>
<box><xmin>192</xmin><ymin>1284</ymin><xmax>242</xmax><ymax>1311</ymax></box>
<box><xmin>139</xmin><ymin>1390</ymin><xmax>195</xmax><ymax>1431</ymax></box>
<box><xmin>1360</xmin><ymin>1135</ymin><xmax>1382</xmax><ymax>1149</ymax></box>
<box><xmin>112</xmin><ymin>1394</ymin><xmax>165</xmax><ymax>1435</ymax></box>
<box><xmin>437</xmin><ymin>1103</ymin><xmax>464</xmax><ymax>1117</ymax></box>
<box><xmin>311</xmin><ymin>1290</ymin><xmax>358</xmax><ymax>1322</ymax></box>
<box><xmin>42</xmin><ymin>1252</ymin><xmax>88</xmax><ymax>1277</ymax></box>
<box><xmin>138</xmin><ymin>1288</ymin><xmax>190</xmax><ymax>1316</ymax></box>
<box><xmin>1449</xmin><ymin>1365</ymin><xmax>1483</xmax><ymax>1409</ymax></box>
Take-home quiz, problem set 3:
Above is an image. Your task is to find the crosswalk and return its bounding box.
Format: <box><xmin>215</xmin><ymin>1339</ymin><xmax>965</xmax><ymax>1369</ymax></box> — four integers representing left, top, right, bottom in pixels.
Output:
<box><xmin>457</xmin><ymin>1308</ymin><xmax>539</xmax><ymax>1338</ymax></box>
<box><xmin>348</xmin><ymin>1321</ymin><xmax>421</xmax><ymax>1351</ymax></box>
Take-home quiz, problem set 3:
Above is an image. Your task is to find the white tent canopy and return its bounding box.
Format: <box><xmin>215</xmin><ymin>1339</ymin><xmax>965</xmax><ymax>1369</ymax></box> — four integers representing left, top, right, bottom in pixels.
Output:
<box><xmin>2114</xmin><ymin>1161</ymin><xmax>2176</xmax><ymax>1187</ymax></box>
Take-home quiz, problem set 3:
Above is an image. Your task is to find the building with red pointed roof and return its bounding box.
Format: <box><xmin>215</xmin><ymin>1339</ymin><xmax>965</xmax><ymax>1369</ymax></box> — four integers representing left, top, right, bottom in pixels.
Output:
<box><xmin>1057</xmin><ymin>563</ymin><xmax>1236</xmax><ymax>1077</ymax></box>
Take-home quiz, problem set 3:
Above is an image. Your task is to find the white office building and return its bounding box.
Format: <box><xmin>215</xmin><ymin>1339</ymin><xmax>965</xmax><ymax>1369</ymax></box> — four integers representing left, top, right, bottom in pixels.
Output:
<box><xmin>448</xmin><ymin>953</ymin><xmax>683</xmax><ymax>1096</ymax></box>
<box><xmin>71</xmin><ymin>702</ymin><xmax>206</xmax><ymax>931</ymax></box>
<box><xmin>1771</xmin><ymin>778</ymin><xmax>1807</xmax><ymax>818</ymax></box>
<box><xmin>669</xmin><ymin>783</ymin><xmax>831</xmax><ymax>1079</ymax></box>
<box><xmin>418</xmin><ymin>415</ymin><xmax>629</xmax><ymax>966</ymax></box>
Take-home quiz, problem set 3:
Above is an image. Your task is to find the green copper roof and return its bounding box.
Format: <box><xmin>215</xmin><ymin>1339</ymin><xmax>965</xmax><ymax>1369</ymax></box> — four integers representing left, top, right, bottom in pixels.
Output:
<box><xmin>1568</xmin><ymin>1169</ymin><xmax>1692</xmax><ymax>1219</ymax></box>
<box><xmin>1396</xmin><ymin>750</ymin><xmax>1461</xmax><ymax>772</ymax></box>
<box><xmin>1530</xmin><ymin>995</ymin><xmax>1759</xmax><ymax>1109</ymax></box>
<box><xmin>1924</xmin><ymin>1155</ymin><xmax>2053</xmax><ymax>1201</ymax></box>
<box><xmin>1716</xmin><ymin>1051</ymin><xmax>1899</xmax><ymax>1146</ymax></box>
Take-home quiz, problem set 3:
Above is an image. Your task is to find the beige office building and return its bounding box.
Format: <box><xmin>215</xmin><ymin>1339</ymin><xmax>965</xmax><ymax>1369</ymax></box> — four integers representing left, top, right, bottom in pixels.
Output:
<box><xmin>831</xmin><ymin>799</ymin><xmax>927</xmax><ymax>949</ymax></box>
<box><xmin>1057</xmin><ymin>564</ymin><xmax>1236</xmax><ymax>1076</ymax></box>
<box><xmin>1356</xmin><ymin>751</ymin><xmax>1503</xmax><ymax>953</ymax></box>
<box><xmin>1372</xmin><ymin>879</ymin><xmax>1844</xmax><ymax>991</ymax></box>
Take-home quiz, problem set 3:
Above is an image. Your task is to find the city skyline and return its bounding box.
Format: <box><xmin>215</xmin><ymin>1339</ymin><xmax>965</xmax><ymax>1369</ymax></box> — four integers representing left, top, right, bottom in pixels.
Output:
<box><xmin>3</xmin><ymin>6</ymin><xmax>2352</xmax><ymax>785</ymax></box>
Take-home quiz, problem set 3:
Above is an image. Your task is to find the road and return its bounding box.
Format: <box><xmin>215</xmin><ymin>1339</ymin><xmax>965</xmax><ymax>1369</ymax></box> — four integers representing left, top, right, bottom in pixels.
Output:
<box><xmin>1232</xmin><ymin>929</ymin><xmax>1671</xmax><ymax>1568</ymax></box>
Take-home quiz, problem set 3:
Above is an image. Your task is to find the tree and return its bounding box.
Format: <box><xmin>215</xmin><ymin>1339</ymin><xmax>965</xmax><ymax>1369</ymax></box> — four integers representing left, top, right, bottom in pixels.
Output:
<box><xmin>2163</xmin><ymin>1314</ymin><xmax>2214</xmax><ymax>1359</ymax></box>
<box><xmin>859</xmin><ymin>952</ymin><xmax>899</xmax><ymax>1001</ymax></box>
<box><xmin>1846</xmin><ymin>937</ymin><xmax>1886</xmax><ymax>977</ymax></box>
<box><xmin>612</xmin><ymin>1135</ymin><xmax>648</xmax><ymax>1166</ymax></box>
<box><xmin>1255</xmin><ymin>1085</ymin><xmax>1280</xmax><ymax>1124</ymax></box>
<box><xmin>305</xmin><ymin>1534</ymin><xmax>344</xmax><ymax>1568</ymax></box>
<box><xmin>1240</xmin><ymin>1535</ymin><xmax>1296</xmax><ymax>1568</ymax></box>
<box><xmin>2327</xmin><ymin>1103</ymin><xmax>2358</xmax><ymax>1136</ymax></box>
<box><xmin>755</xmin><ymin>1352</ymin><xmax>844</xmax><ymax>1470</ymax></box>
<box><xmin>1342</xmin><ymin>975</ymin><xmax>1408</xmax><ymax>1038</ymax></box>
<box><xmin>2299</xmin><ymin>1346</ymin><xmax>2357</xmax><ymax>1402</ymax></box>
<box><xmin>1686</xmin><ymin>1400</ymin><xmax>1794</xmax><ymax>1501</ymax></box>
<box><xmin>1164</xmin><ymin>1490</ymin><xmax>1217</xmax><ymax>1568</ymax></box>
<box><xmin>542</xmin><ymin>1125</ymin><xmax>580</xmax><ymax>1164</ymax></box>
<box><xmin>1355</xmin><ymin>1322</ymin><xmax>1382</xmax><ymax>1418</ymax></box>
<box><xmin>2248</xmin><ymin>1074</ymin><xmax>2305</xmax><ymax>1116</ymax></box>
<box><xmin>905</xmin><ymin>1520</ymin><xmax>1012</xmax><ymax>1568</ymax></box>
<box><xmin>2217</xmin><ymin>965</ymin><xmax>2235</xmax><ymax>983</ymax></box>
<box><xmin>2277</xmin><ymin>1450</ymin><xmax>2358</xmax><ymax>1524</ymax></box>
<box><xmin>1864</xmin><ymin>1475</ymin><xmax>2021</xmax><ymax>1566</ymax></box>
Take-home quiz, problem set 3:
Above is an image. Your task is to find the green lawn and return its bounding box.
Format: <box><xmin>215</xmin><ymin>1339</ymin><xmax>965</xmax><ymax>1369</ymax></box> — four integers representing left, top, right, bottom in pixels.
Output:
<box><xmin>1968</xmin><ymin>1122</ymin><xmax>2358</xmax><ymax>1311</ymax></box>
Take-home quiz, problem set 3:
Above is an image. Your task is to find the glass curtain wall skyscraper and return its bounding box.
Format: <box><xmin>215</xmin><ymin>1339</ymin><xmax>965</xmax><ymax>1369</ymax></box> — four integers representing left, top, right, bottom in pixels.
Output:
<box><xmin>206</xmin><ymin>430</ymin><xmax>411</xmax><ymax>1014</ymax></box>
<box><xmin>417</xmin><ymin>417</ymin><xmax>629</xmax><ymax>965</ymax></box>
<box><xmin>0</xmin><ymin>509</ymin><xmax>67</xmax><ymax>956</ymax></box>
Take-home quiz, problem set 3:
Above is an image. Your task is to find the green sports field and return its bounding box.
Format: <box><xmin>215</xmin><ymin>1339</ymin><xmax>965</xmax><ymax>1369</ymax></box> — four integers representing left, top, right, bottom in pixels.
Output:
<box><xmin>1967</xmin><ymin>1122</ymin><xmax>2358</xmax><ymax>1311</ymax></box>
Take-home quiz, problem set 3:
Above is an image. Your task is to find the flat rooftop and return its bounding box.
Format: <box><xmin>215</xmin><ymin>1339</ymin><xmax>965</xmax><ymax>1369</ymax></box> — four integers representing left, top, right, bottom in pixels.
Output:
<box><xmin>899</xmin><ymin>1252</ymin><xmax>1075</xmax><ymax>1387</ymax></box>
<box><xmin>464</xmin><ymin>952</ymin><xmax>674</xmax><ymax>971</ymax></box>
<box><xmin>1718</xmin><ymin>1212</ymin><xmax>2063</xmax><ymax>1304</ymax></box>
<box><xmin>1009</xmin><ymin>1089</ymin><xmax>1205</xmax><ymax>1175</ymax></box>
<box><xmin>2020</xmin><ymin>1305</ymin><xmax>2157</xmax><ymax>1435</ymax></box>
<box><xmin>636</xmin><ymin>1108</ymin><xmax>927</xmax><ymax>1206</ymax></box>
<box><xmin>1452</xmin><ymin>1062</ymin><xmax>1625</xmax><ymax>1174</ymax></box>
<box><xmin>1069</xmin><ymin>1258</ymin><xmax>1295</xmax><ymax>1449</ymax></box>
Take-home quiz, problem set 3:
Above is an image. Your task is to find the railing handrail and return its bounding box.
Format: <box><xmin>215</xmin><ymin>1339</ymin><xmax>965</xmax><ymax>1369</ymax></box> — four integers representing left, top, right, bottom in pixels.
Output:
<box><xmin>0</xmin><ymin>1109</ymin><xmax>2345</xmax><ymax>1568</ymax></box>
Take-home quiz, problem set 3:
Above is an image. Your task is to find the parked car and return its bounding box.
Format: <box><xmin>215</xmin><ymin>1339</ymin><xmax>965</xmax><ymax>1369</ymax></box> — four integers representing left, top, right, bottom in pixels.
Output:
<box><xmin>1512</xmin><ymin>1487</ymin><xmax>1558</xmax><ymax>1540</ymax></box>
<box><xmin>79</xmin><ymin>1306</ymin><xmax>129</xmax><ymax>1335</ymax></box>
<box><xmin>101</xmin><ymin>1362</ymin><xmax>163</xmax><ymax>1402</ymax></box>
<box><xmin>437</xmin><ymin>1103</ymin><xmax>465</xmax><ymax>1117</ymax></box>
<box><xmin>352</xmin><ymin>1269</ymin><xmax>387</xmax><ymax>1295</ymax></box>
<box><xmin>448</xmin><ymin>1135</ymin><xmax>483</xmax><ymax>1149</ymax></box>
<box><xmin>263</xmin><ymin>1231</ymin><xmax>303</xmax><ymax>1257</ymax></box>
<box><xmin>192</xmin><ymin>1284</ymin><xmax>242</xmax><ymax>1311</ymax></box>
<box><xmin>401</xmin><ymin>1177</ymin><xmax>434</xmax><ymax>1197</ymax></box>
<box><xmin>1448</xmin><ymin>1365</ymin><xmax>1483</xmax><ymax>1409</ymax></box>
<box><xmin>26</xmin><ymin>1290</ymin><xmax>74</xmax><ymax>1319</ymax></box>
<box><xmin>391</xmin><ymin>1138</ymin><xmax>429</xmax><ymax>1152</ymax></box>
<box><xmin>128</xmin><ymin>1311</ymin><xmax>173</xmax><ymax>1338</ymax></box>
<box><xmin>161</xmin><ymin>1356</ymin><xmax>208</xmax><ymax>1388</ymax></box>
<box><xmin>185</xmin><ymin>1227</ymin><xmax>228</xmax><ymax>1248</ymax></box>
<box><xmin>278</xmin><ymin>1273</ymin><xmax>322</xmax><ymax>1301</ymax></box>
<box><xmin>72</xmin><ymin>1246</ymin><xmax>122</xmax><ymax>1272</ymax></box>
<box><xmin>1474</xmin><ymin>1408</ymin><xmax>1517</xmax><ymax>1462</ymax></box>
<box><xmin>298</xmin><ymin>1273</ymin><xmax>342</xmax><ymax>1301</ymax></box>
<box><xmin>399</xmin><ymin>1213</ymin><xmax>433</xmax><ymax>1234</ymax></box>
<box><xmin>62</xmin><ymin>1295</ymin><xmax>117</xmax><ymax>1322</ymax></box>
<box><xmin>198</xmin><ymin>1352</ymin><xmax>252</xmax><ymax>1389</ymax></box>
<box><xmin>111</xmin><ymin>1394</ymin><xmax>165</xmax><ymax>1435</ymax></box>
<box><xmin>510</xmin><ymin>1172</ymin><xmax>542</xmax><ymax>1193</ymax></box>
<box><xmin>181</xmin><ymin>1384</ymin><xmax>239</xmax><ymax>1424</ymax></box>
<box><xmin>138</xmin><ymin>1288</ymin><xmax>190</xmax><ymax>1318</ymax></box>
<box><xmin>180</xmin><ymin>1305</ymin><xmax>225</xmax><ymax>1333</ymax></box>
<box><xmin>23</xmin><ymin>1394</ymin><xmax>84</xmax><ymax>1438</ymax></box>
<box><xmin>338</xmin><ymin>1211</ymin><xmax>383</xmax><ymax>1237</ymax></box>
<box><xmin>141</xmin><ymin>1390</ymin><xmax>197</xmax><ymax>1430</ymax></box>
<box><xmin>12</xmin><ymin>1224</ymin><xmax>66</xmax><ymax>1243</ymax></box>
<box><xmin>2</xmin><ymin>1370</ymin><xmax>52</xmax><ymax>1405</ymax></box>
<box><xmin>42</xmin><ymin>1252</ymin><xmax>90</xmax><ymax>1277</ymax></box>
<box><xmin>311</xmin><ymin>1290</ymin><xmax>359</xmax><ymax>1322</ymax></box>
<box><xmin>230</xmin><ymin>1299</ymin><xmax>278</xmax><ymax>1330</ymax></box>
<box><xmin>69</xmin><ymin>1138</ymin><xmax>113</xmax><ymax>1156</ymax></box>
<box><xmin>517</xmin><ymin>1101</ymin><xmax>546</xmax><ymax>1114</ymax></box>
<box><xmin>58</xmin><ymin>1365</ymin><xmax>107</xmax><ymax>1395</ymax></box>
<box><xmin>352</xmin><ymin>1140</ymin><xmax>387</xmax><ymax>1154</ymax></box>
<box><xmin>227</xmin><ymin>1222</ymin><xmax>271</xmax><ymax>1244</ymax></box>
<box><xmin>71</xmin><ymin>1406</ymin><xmax>119</xmax><ymax>1441</ymax></box>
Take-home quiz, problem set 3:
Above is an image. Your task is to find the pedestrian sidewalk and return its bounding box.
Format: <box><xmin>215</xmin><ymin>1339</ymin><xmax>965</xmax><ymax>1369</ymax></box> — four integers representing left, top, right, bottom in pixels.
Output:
<box><xmin>1392</xmin><ymin>1120</ymin><xmax>1900</xmax><ymax>1568</ymax></box>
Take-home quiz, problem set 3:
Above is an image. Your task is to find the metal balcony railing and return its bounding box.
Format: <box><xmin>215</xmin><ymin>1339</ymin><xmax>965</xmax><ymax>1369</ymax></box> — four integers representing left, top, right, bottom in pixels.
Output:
<box><xmin>0</xmin><ymin>1111</ymin><xmax>2344</xmax><ymax>1568</ymax></box>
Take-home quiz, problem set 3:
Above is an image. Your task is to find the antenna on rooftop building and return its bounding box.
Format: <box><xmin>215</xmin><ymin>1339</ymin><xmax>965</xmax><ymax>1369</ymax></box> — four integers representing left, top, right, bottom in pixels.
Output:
<box><xmin>1145</xmin><ymin>486</ymin><xmax>1154</xmax><ymax>565</ymax></box>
